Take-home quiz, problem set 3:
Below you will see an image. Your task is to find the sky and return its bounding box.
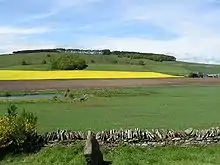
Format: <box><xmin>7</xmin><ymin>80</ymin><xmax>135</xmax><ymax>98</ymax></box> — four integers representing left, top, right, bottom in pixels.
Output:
<box><xmin>0</xmin><ymin>0</ymin><xmax>220</xmax><ymax>64</ymax></box>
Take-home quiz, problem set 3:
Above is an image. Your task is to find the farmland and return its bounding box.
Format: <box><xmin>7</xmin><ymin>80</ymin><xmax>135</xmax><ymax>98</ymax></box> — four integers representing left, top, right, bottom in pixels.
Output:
<box><xmin>1</xmin><ymin>51</ymin><xmax>220</xmax><ymax>164</ymax></box>
<box><xmin>1</xmin><ymin>52</ymin><xmax>220</xmax><ymax>76</ymax></box>
<box><xmin>0</xmin><ymin>86</ymin><xmax>219</xmax><ymax>132</ymax></box>
<box><xmin>1</xmin><ymin>85</ymin><xmax>220</xmax><ymax>164</ymax></box>
<box><xmin>0</xmin><ymin>70</ymin><xmax>178</xmax><ymax>80</ymax></box>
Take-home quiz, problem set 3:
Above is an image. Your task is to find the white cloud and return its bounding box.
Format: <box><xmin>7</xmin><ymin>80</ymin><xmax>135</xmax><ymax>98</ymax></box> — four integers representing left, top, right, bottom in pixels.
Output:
<box><xmin>0</xmin><ymin>27</ymin><xmax>51</xmax><ymax>34</ymax></box>
<box><xmin>77</xmin><ymin>0</ymin><xmax>220</xmax><ymax>64</ymax></box>
<box><xmin>0</xmin><ymin>34</ymin><xmax>56</xmax><ymax>54</ymax></box>
<box><xmin>75</xmin><ymin>34</ymin><xmax>220</xmax><ymax>64</ymax></box>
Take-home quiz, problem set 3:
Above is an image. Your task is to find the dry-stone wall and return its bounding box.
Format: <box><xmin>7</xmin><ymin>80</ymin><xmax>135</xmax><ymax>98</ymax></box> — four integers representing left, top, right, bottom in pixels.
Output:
<box><xmin>42</xmin><ymin>127</ymin><xmax>220</xmax><ymax>147</ymax></box>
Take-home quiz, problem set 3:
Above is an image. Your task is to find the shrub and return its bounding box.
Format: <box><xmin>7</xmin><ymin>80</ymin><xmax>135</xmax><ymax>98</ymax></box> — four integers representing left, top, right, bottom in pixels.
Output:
<box><xmin>0</xmin><ymin>104</ymin><xmax>40</xmax><ymax>154</ymax></box>
<box><xmin>51</xmin><ymin>55</ymin><xmax>88</xmax><ymax>70</ymax></box>
<box><xmin>138</xmin><ymin>60</ymin><xmax>145</xmax><ymax>65</ymax></box>
<box><xmin>4</xmin><ymin>91</ymin><xmax>11</xmax><ymax>97</ymax></box>
<box><xmin>102</xmin><ymin>49</ymin><xmax>111</xmax><ymax>55</ymax></box>
<box><xmin>46</xmin><ymin>54</ymin><xmax>51</xmax><ymax>57</ymax></box>
<box><xmin>91</xmin><ymin>59</ymin><xmax>96</xmax><ymax>63</ymax></box>
<box><xmin>52</xmin><ymin>95</ymin><xmax>58</xmax><ymax>101</ymax></box>
<box><xmin>41</xmin><ymin>59</ymin><xmax>47</xmax><ymax>64</ymax></box>
<box><xmin>21</xmin><ymin>59</ymin><xmax>28</xmax><ymax>65</ymax></box>
<box><xmin>187</xmin><ymin>72</ymin><xmax>204</xmax><ymax>78</ymax></box>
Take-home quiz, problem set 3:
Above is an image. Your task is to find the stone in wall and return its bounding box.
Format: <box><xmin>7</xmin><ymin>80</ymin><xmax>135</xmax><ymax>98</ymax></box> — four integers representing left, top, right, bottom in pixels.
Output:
<box><xmin>42</xmin><ymin>127</ymin><xmax>220</xmax><ymax>148</ymax></box>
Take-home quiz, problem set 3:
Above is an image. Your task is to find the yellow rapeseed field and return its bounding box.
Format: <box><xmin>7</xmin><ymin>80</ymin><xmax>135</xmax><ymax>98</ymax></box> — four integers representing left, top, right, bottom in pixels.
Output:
<box><xmin>0</xmin><ymin>70</ymin><xmax>180</xmax><ymax>80</ymax></box>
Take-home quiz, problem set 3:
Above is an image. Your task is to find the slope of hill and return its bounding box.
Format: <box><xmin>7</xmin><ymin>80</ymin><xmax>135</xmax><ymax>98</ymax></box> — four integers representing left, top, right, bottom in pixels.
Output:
<box><xmin>0</xmin><ymin>52</ymin><xmax>220</xmax><ymax>76</ymax></box>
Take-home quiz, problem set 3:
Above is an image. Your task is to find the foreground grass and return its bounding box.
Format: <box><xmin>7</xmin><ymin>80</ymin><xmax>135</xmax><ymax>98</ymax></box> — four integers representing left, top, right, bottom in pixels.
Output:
<box><xmin>0</xmin><ymin>86</ymin><xmax>219</xmax><ymax>132</ymax></box>
<box><xmin>3</xmin><ymin>144</ymin><xmax>220</xmax><ymax>165</ymax></box>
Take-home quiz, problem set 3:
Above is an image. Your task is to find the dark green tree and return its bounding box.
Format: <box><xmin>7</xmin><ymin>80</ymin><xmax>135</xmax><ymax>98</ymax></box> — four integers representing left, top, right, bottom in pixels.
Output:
<box><xmin>51</xmin><ymin>55</ymin><xmax>88</xmax><ymax>70</ymax></box>
<box><xmin>102</xmin><ymin>49</ymin><xmax>111</xmax><ymax>55</ymax></box>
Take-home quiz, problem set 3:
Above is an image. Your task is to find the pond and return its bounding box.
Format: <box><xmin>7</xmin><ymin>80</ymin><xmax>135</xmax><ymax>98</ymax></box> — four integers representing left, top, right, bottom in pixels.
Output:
<box><xmin>0</xmin><ymin>94</ymin><xmax>64</xmax><ymax>100</ymax></box>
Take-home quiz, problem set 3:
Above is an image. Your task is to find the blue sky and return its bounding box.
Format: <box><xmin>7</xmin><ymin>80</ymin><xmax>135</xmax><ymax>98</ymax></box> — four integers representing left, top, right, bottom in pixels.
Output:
<box><xmin>0</xmin><ymin>0</ymin><xmax>220</xmax><ymax>64</ymax></box>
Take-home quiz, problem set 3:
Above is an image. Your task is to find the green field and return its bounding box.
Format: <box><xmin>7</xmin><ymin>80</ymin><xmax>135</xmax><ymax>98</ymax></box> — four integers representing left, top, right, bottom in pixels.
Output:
<box><xmin>1</xmin><ymin>52</ymin><xmax>220</xmax><ymax>75</ymax></box>
<box><xmin>1</xmin><ymin>85</ymin><xmax>220</xmax><ymax>164</ymax></box>
<box><xmin>0</xmin><ymin>86</ymin><xmax>219</xmax><ymax>132</ymax></box>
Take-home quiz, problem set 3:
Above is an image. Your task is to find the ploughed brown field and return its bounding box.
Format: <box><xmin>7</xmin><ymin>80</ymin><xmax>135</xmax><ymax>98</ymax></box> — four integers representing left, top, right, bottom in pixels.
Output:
<box><xmin>0</xmin><ymin>78</ymin><xmax>220</xmax><ymax>91</ymax></box>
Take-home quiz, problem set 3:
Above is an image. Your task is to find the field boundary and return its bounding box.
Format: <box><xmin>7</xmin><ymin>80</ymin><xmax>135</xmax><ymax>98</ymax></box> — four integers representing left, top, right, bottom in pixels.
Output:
<box><xmin>43</xmin><ymin>127</ymin><xmax>220</xmax><ymax>148</ymax></box>
<box><xmin>0</xmin><ymin>78</ymin><xmax>220</xmax><ymax>91</ymax></box>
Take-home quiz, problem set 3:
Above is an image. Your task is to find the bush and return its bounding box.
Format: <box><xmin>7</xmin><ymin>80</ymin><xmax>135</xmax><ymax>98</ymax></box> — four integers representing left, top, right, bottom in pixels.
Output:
<box><xmin>52</xmin><ymin>96</ymin><xmax>58</xmax><ymax>101</ymax></box>
<box><xmin>4</xmin><ymin>91</ymin><xmax>11</xmax><ymax>97</ymax></box>
<box><xmin>51</xmin><ymin>55</ymin><xmax>88</xmax><ymax>70</ymax></box>
<box><xmin>0</xmin><ymin>104</ymin><xmax>40</xmax><ymax>154</ymax></box>
<box><xmin>46</xmin><ymin>54</ymin><xmax>51</xmax><ymax>57</ymax></box>
<box><xmin>21</xmin><ymin>59</ymin><xmax>28</xmax><ymax>65</ymax></box>
<box><xmin>91</xmin><ymin>59</ymin><xmax>96</xmax><ymax>63</ymax></box>
<box><xmin>41</xmin><ymin>59</ymin><xmax>47</xmax><ymax>64</ymax></box>
<box><xmin>102</xmin><ymin>49</ymin><xmax>111</xmax><ymax>55</ymax></box>
<box><xmin>187</xmin><ymin>72</ymin><xmax>204</xmax><ymax>78</ymax></box>
<box><xmin>138</xmin><ymin>60</ymin><xmax>145</xmax><ymax>65</ymax></box>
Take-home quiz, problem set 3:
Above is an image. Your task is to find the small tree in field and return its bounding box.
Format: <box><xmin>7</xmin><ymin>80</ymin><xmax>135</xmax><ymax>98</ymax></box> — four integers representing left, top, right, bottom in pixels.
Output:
<box><xmin>91</xmin><ymin>59</ymin><xmax>95</xmax><ymax>63</ymax></box>
<box><xmin>51</xmin><ymin>55</ymin><xmax>88</xmax><ymax>70</ymax></box>
<box><xmin>41</xmin><ymin>59</ymin><xmax>47</xmax><ymax>64</ymax></box>
<box><xmin>138</xmin><ymin>60</ymin><xmax>145</xmax><ymax>66</ymax></box>
<box><xmin>21</xmin><ymin>59</ymin><xmax>28</xmax><ymax>65</ymax></box>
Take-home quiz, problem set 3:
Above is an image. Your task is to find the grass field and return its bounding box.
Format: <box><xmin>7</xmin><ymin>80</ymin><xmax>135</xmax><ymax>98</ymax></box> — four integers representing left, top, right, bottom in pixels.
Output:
<box><xmin>1</xmin><ymin>52</ymin><xmax>220</xmax><ymax>75</ymax></box>
<box><xmin>0</xmin><ymin>86</ymin><xmax>219</xmax><ymax>132</ymax></box>
<box><xmin>1</xmin><ymin>85</ymin><xmax>220</xmax><ymax>164</ymax></box>
<box><xmin>0</xmin><ymin>70</ymin><xmax>178</xmax><ymax>80</ymax></box>
<box><xmin>3</xmin><ymin>144</ymin><xmax>220</xmax><ymax>165</ymax></box>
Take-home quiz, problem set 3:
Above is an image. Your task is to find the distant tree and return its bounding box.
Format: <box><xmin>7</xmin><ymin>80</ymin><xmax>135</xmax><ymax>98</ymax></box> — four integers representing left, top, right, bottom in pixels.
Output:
<box><xmin>51</xmin><ymin>55</ymin><xmax>88</xmax><ymax>70</ymax></box>
<box><xmin>91</xmin><ymin>59</ymin><xmax>95</xmax><ymax>63</ymax></box>
<box><xmin>41</xmin><ymin>59</ymin><xmax>47</xmax><ymax>64</ymax></box>
<box><xmin>102</xmin><ymin>49</ymin><xmax>111</xmax><ymax>55</ymax></box>
<box><xmin>138</xmin><ymin>60</ymin><xmax>145</xmax><ymax>66</ymax></box>
<box><xmin>21</xmin><ymin>59</ymin><xmax>28</xmax><ymax>65</ymax></box>
<box><xmin>187</xmin><ymin>72</ymin><xmax>204</xmax><ymax>78</ymax></box>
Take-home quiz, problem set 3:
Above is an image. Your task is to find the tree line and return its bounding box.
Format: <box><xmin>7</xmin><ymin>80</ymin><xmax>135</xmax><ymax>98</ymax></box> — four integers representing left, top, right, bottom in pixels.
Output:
<box><xmin>116</xmin><ymin>52</ymin><xmax>176</xmax><ymax>62</ymax></box>
<box><xmin>12</xmin><ymin>48</ymin><xmax>111</xmax><ymax>55</ymax></box>
<box><xmin>12</xmin><ymin>48</ymin><xmax>176</xmax><ymax>62</ymax></box>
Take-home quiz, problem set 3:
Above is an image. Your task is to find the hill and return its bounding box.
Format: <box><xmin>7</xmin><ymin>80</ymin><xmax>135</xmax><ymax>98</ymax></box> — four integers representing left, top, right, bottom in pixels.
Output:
<box><xmin>0</xmin><ymin>50</ymin><xmax>220</xmax><ymax>76</ymax></box>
